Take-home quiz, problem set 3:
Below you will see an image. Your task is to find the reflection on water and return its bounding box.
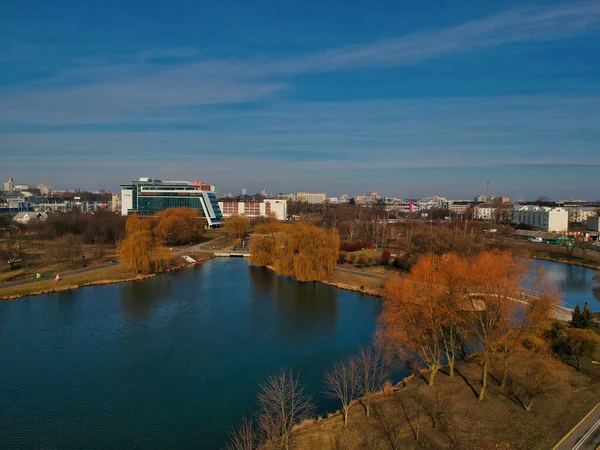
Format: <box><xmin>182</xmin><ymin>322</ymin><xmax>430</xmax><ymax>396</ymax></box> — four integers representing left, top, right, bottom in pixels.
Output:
<box><xmin>524</xmin><ymin>259</ymin><xmax>599</xmax><ymax>311</ymax></box>
<box><xmin>0</xmin><ymin>259</ymin><xmax>381</xmax><ymax>449</ymax></box>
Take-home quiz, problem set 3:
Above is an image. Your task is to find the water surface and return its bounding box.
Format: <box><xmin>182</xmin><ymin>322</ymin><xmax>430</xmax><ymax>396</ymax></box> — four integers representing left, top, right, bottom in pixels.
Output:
<box><xmin>0</xmin><ymin>259</ymin><xmax>381</xmax><ymax>449</ymax></box>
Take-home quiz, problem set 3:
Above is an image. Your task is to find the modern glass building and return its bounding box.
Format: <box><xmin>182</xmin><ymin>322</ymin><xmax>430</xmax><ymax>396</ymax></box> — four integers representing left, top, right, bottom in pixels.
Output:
<box><xmin>120</xmin><ymin>177</ymin><xmax>223</xmax><ymax>228</ymax></box>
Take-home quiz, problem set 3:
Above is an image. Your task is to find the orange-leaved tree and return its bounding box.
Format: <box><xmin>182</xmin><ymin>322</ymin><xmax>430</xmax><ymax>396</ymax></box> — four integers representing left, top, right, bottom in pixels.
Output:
<box><xmin>155</xmin><ymin>207</ymin><xmax>204</xmax><ymax>245</ymax></box>
<box><xmin>119</xmin><ymin>214</ymin><xmax>171</xmax><ymax>273</ymax></box>
<box><xmin>223</xmin><ymin>214</ymin><xmax>251</xmax><ymax>246</ymax></box>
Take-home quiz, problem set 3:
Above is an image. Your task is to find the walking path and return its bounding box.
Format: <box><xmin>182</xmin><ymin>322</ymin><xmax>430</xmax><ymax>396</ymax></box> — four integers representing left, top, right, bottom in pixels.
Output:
<box><xmin>0</xmin><ymin>262</ymin><xmax>117</xmax><ymax>289</ymax></box>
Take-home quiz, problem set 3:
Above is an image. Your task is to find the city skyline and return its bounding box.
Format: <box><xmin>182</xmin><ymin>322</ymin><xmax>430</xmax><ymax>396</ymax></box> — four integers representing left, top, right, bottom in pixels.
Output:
<box><xmin>1</xmin><ymin>0</ymin><xmax>599</xmax><ymax>198</ymax></box>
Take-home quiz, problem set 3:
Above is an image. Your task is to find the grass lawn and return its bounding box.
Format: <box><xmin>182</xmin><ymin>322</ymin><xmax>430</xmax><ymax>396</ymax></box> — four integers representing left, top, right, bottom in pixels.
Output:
<box><xmin>0</xmin><ymin>264</ymin><xmax>144</xmax><ymax>299</ymax></box>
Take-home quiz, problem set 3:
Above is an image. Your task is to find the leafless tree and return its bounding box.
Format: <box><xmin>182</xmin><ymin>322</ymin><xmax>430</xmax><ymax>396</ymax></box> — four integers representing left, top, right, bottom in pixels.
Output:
<box><xmin>508</xmin><ymin>366</ymin><xmax>557</xmax><ymax>412</ymax></box>
<box><xmin>324</xmin><ymin>358</ymin><xmax>358</xmax><ymax>428</ymax></box>
<box><xmin>355</xmin><ymin>346</ymin><xmax>387</xmax><ymax>417</ymax></box>
<box><xmin>256</xmin><ymin>369</ymin><xmax>314</xmax><ymax>450</ymax></box>
<box><xmin>225</xmin><ymin>417</ymin><xmax>257</xmax><ymax>450</ymax></box>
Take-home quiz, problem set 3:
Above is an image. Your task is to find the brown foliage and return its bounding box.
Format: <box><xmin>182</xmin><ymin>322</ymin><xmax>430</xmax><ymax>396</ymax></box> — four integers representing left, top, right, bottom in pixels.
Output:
<box><xmin>119</xmin><ymin>214</ymin><xmax>171</xmax><ymax>273</ymax></box>
<box><xmin>250</xmin><ymin>222</ymin><xmax>339</xmax><ymax>282</ymax></box>
<box><xmin>155</xmin><ymin>207</ymin><xmax>204</xmax><ymax>245</ymax></box>
<box><xmin>223</xmin><ymin>214</ymin><xmax>251</xmax><ymax>244</ymax></box>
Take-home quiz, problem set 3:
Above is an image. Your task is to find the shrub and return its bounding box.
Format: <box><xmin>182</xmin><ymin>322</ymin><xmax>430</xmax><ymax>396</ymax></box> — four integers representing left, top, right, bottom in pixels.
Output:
<box><xmin>338</xmin><ymin>252</ymin><xmax>347</xmax><ymax>264</ymax></box>
<box><xmin>379</xmin><ymin>249</ymin><xmax>391</xmax><ymax>265</ymax></box>
<box><xmin>340</xmin><ymin>240</ymin><xmax>370</xmax><ymax>252</ymax></box>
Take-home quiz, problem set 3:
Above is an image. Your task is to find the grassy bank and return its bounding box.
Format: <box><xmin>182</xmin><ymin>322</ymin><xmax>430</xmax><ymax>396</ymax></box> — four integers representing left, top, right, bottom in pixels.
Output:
<box><xmin>291</xmin><ymin>353</ymin><xmax>600</xmax><ymax>450</ymax></box>
<box><xmin>0</xmin><ymin>264</ymin><xmax>150</xmax><ymax>300</ymax></box>
<box><xmin>502</xmin><ymin>238</ymin><xmax>600</xmax><ymax>270</ymax></box>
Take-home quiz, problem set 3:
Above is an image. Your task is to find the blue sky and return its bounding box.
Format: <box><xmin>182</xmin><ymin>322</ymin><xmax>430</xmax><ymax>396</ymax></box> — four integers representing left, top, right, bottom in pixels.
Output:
<box><xmin>1</xmin><ymin>0</ymin><xmax>599</xmax><ymax>200</ymax></box>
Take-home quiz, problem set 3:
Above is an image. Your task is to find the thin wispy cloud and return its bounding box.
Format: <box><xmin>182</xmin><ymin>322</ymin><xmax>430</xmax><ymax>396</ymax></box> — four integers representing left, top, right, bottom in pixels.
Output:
<box><xmin>1</xmin><ymin>1</ymin><xmax>599</xmax><ymax>126</ymax></box>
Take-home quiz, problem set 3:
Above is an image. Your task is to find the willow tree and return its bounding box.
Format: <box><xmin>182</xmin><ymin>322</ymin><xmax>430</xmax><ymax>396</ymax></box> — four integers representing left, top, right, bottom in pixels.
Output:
<box><xmin>223</xmin><ymin>215</ymin><xmax>251</xmax><ymax>245</ymax></box>
<box><xmin>250</xmin><ymin>222</ymin><xmax>339</xmax><ymax>282</ymax></box>
<box><xmin>119</xmin><ymin>214</ymin><xmax>171</xmax><ymax>273</ymax></box>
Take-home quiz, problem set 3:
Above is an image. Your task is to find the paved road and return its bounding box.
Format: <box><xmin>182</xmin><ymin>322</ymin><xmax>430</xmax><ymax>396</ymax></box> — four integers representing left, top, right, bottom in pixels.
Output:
<box><xmin>0</xmin><ymin>261</ymin><xmax>118</xmax><ymax>289</ymax></box>
<box><xmin>555</xmin><ymin>402</ymin><xmax>600</xmax><ymax>450</ymax></box>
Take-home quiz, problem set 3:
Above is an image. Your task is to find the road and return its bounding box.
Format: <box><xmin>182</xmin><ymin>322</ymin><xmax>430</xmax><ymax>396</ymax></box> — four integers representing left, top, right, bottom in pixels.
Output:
<box><xmin>554</xmin><ymin>402</ymin><xmax>600</xmax><ymax>450</ymax></box>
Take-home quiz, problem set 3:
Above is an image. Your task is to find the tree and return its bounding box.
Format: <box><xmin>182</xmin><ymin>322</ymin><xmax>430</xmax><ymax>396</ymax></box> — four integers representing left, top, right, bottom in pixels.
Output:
<box><xmin>565</xmin><ymin>328</ymin><xmax>600</xmax><ymax>371</ymax></box>
<box><xmin>155</xmin><ymin>208</ymin><xmax>204</xmax><ymax>245</ymax></box>
<box><xmin>225</xmin><ymin>417</ymin><xmax>257</xmax><ymax>450</ymax></box>
<box><xmin>508</xmin><ymin>363</ymin><xmax>557</xmax><ymax>412</ymax></box>
<box><xmin>250</xmin><ymin>222</ymin><xmax>339</xmax><ymax>282</ymax></box>
<box><xmin>255</xmin><ymin>369</ymin><xmax>313</xmax><ymax>450</ymax></box>
<box><xmin>461</xmin><ymin>251</ymin><xmax>530</xmax><ymax>401</ymax></box>
<box><xmin>223</xmin><ymin>215</ymin><xmax>251</xmax><ymax>246</ymax></box>
<box><xmin>570</xmin><ymin>303</ymin><xmax>584</xmax><ymax>328</ymax></box>
<box><xmin>354</xmin><ymin>346</ymin><xmax>387</xmax><ymax>417</ymax></box>
<box><xmin>582</xmin><ymin>302</ymin><xmax>594</xmax><ymax>329</ymax></box>
<box><xmin>324</xmin><ymin>358</ymin><xmax>358</xmax><ymax>428</ymax></box>
<box><xmin>119</xmin><ymin>214</ymin><xmax>171</xmax><ymax>273</ymax></box>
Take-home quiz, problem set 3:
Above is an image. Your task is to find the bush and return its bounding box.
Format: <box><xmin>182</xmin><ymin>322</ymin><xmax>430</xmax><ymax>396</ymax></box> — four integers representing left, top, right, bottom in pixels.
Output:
<box><xmin>340</xmin><ymin>240</ymin><xmax>370</xmax><ymax>252</ymax></box>
<box><xmin>379</xmin><ymin>249</ymin><xmax>391</xmax><ymax>265</ymax></box>
<box><xmin>392</xmin><ymin>253</ymin><xmax>417</xmax><ymax>271</ymax></box>
<box><xmin>338</xmin><ymin>252</ymin><xmax>347</xmax><ymax>264</ymax></box>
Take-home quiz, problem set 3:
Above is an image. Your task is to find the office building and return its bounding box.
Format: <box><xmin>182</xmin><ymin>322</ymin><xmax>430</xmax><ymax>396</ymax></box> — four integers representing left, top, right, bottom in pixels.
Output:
<box><xmin>218</xmin><ymin>199</ymin><xmax>287</xmax><ymax>220</ymax></box>
<box><xmin>120</xmin><ymin>177</ymin><xmax>223</xmax><ymax>227</ymax></box>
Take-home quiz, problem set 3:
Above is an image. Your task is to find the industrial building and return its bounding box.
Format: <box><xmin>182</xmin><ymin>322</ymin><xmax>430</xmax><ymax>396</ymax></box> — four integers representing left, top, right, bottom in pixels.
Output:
<box><xmin>120</xmin><ymin>177</ymin><xmax>223</xmax><ymax>228</ymax></box>
<box><xmin>512</xmin><ymin>205</ymin><xmax>569</xmax><ymax>232</ymax></box>
<box><xmin>218</xmin><ymin>199</ymin><xmax>288</xmax><ymax>220</ymax></box>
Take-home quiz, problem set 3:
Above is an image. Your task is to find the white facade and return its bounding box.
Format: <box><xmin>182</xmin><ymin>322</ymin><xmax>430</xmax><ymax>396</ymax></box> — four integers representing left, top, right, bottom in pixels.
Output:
<box><xmin>296</xmin><ymin>192</ymin><xmax>326</xmax><ymax>204</ymax></box>
<box><xmin>218</xmin><ymin>199</ymin><xmax>287</xmax><ymax>220</ymax></box>
<box><xmin>512</xmin><ymin>205</ymin><xmax>569</xmax><ymax>232</ymax></box>
<box><xmin>37</xmin><ymin>183</ymin><xmax>52</xmax><ymax>196</ymax></box>
<box><xmin>4</xmin><ymin>177</ymin><xmax>14</xmax><ymax>193</ymax></box>
<box><xmin>565</xmin><ymin>207</ymin><xmax>597</xmax><ymax>223</ymax></box>
<box><xmin>475</xmin><ymin>204</ymin><xmax>498</xmax><ymax>221</ymax></box>
<box><xmin>13</xmin><ymin>211</ymin><xmax>48</xmax><ymax>224</ymax></box>
<box><xmin>121</xmin><ymin>189</ymin><xmax>133</xmax><ymax>216</ymax></box>
<box><xmin>13</xmin><ymin>184</ymin><xmax>31</xmax><ymax>191</ymax></box>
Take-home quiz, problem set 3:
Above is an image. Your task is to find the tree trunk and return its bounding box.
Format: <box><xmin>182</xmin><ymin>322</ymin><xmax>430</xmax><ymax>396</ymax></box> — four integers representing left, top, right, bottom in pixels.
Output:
<box><xmin>343</xmin><ymin>408</ymin><xmax>348</xmax><ymax>427</ymax></box>
<box><xmin>366</xmin><ymin>397</ymin><xmax>370</xmax><ymax>417</ymax></box>
<box><xmin>479</xmin><ymin>356</ymin><xmax>488</xmax><ymax>401</ymax></box>
<box><xmin>448</xmin><ymin>356</ymin><xmax>455</xmax><ymax>378</ymax></box>
<box><xmin>428</xmin><ymin>366</ymin><xmax>438</xmax><ymax>386</ymax></box>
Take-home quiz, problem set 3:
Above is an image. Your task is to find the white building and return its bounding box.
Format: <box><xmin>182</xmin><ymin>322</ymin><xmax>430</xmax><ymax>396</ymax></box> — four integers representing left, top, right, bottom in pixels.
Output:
<box><xmin>218</xmin><ymin>199</ymin><xmax>287</xmax><ymax>221</ymax></box>
<box><xmin>13</xmin><ymin>211</ymin><xmax>48</xmax><ymax>224</ymax></box>
<box><xmin>111</xmin><ymin>193</ymin><xmax>121</xmax><ymax>212</ymax></box>
<box><xmin>474</xmin><ymin>203</ymin><xmax>499</xmax><ymax>221</ymax></box>
<box><xmin>564</xmin><ymin>207</ymin><xmax>597</xmax><ymax>223</ymax></box>
<box><xmin>512</xmin><ymin>205</ymin><xmax>569</xmax><ymax>232</ymax></box>
<box><xmin>297</xmin><ymin>192</ymin><xmax>326</xmax><ymax>204</ymax></box>
<box><xmin>13</xmin><ymin>184</ymin><xmax>31</xmax><ymax>191</ymax></box>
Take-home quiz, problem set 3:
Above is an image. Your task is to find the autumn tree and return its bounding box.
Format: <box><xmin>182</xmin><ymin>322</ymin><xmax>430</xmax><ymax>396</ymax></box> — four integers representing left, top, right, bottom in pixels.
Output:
<box><xmin>462</xmin><ymin>251</ymin><xmax>531</xmax><ymax>401</ymax></box>
<box><xmin>565</xmin><ymin>328</ymin><xmax>600</xmax><ymax>371</ymax></box>
<box><xmin>223</xmin><ymin>215</ymin><xmax>251</xmax><ymax>246</ymax></box>
<box><xmin>324</xmin><ymin>358</ymin><xmax>358</xmax><ymax>428</ymax></box>
<box><xmin>155</xmin><ymin>207</ymin><xmax>204</xmax><ymax>246</ymax></box>
<box><xmin>119</xmin><ymin>214</ymin><xmax>171</xmax><ymax>273</ymax></box>
<box><xmin>380</xmin><ymin>257</ymin><xmax>448</xmax><ymax>386</ymax></box>
<box><xmin>255</xmin><ymin>369</ymin><xmax>313</xmax><ymax>450</ymax></box>
<box><xmin>250</xmin><ymin>222</ymin><xmax>339</xmax><ymax>282</ymax></box>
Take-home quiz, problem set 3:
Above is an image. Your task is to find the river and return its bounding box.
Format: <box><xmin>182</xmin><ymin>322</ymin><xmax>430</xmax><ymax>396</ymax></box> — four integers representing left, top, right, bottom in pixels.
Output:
<box><xmin>0</xmin><ymin>259</ymin><xmax>381</xmax><ymax>449</ymax></box>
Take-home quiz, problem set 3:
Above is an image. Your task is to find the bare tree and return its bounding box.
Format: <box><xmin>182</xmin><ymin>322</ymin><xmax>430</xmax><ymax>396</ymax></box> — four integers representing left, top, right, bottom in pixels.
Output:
<box><xmin>355</xmin><ymin>346</ymin><xmax>387</xmax><ymax>417</ymax></box>
<box><xmin>508</xmin><ymin>365</ymin><xmax>557</xmax><ymax>412</ymax></box>
<box><xmin>324</xmin><ymin>358</ymin><xmax>358</xmax><ymax>428</ymax></box>
<box><xmin>256</xmin><ymin>369</ymin><xmax>314</xmax><ymax>450</ymax></box>
<box><xmin>225</xmin><ymin>417</ymin><xmax>257</xmax><ymax>450</ymax></box>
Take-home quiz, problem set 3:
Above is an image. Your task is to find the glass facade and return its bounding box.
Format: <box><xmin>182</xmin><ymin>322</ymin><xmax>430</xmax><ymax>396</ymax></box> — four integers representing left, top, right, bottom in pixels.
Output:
<box><xmin>121</xmin><ymin>179</ymin><xmax>223</xmax><ymax>227</ymax></box>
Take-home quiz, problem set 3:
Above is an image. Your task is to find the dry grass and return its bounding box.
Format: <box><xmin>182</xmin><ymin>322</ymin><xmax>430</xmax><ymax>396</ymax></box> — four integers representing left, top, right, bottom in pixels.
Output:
<box><xmin>324</xmin><ymin>270</ymin><xmax>385</xmax><ymax>295</ymax></box>
<box><xmin>291</xmin><ymin>353</ymin><xmax>600</xmax><ymax>450</ymax></box>
<box><xmin>0</xmin><ymin>264</ymin><xmax>146</xmax><ymax>299</ymax></box>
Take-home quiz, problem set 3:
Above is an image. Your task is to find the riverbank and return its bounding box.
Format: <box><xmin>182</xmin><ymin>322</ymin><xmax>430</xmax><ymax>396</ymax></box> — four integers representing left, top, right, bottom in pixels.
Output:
<box><xmin>0</xmin><ymin>256</ymin><xmax>210</xmax><ymax>300</ymax></box>
<box><xmin>291</xmin><ymin>352</ymin><xmax>600</xmax><ymax>450</ymax></box>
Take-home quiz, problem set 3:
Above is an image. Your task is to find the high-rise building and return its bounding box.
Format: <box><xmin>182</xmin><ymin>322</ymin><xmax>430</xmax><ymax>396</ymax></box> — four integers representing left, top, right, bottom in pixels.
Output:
<box><xmin>111</xmin><ymin>193</ymin><xmax>121</xmax><ymax>212</ymax></box>
<box><xmin>120</xmin><ymin>177</ymin><xmax>223</xmax><ymax>228</ymax></box>
<box><xmin>4</xmin><ymin>177</ymin><xmax>14</xmax><ymax>193</ymax></box>
<box><xmin>512</xmin><ymin>205</ymin><xmax>568</xmax><ymax>232</ymax></box>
